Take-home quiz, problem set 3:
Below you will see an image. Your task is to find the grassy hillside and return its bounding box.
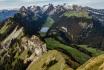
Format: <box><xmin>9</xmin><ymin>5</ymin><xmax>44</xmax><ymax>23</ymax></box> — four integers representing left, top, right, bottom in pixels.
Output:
<box><xmin>27</xmin><ymin>50</ymin><xmax>73</xmax><ymax>70</ymax></box>
<box><xmin>45</xmin><ymin>38</ymin><xmax>90</xmax><ymax>64</ymax></box>
<box><xmin>64</xmin><ymin>11</ymin><xmax>91</xmax><ymax>18</ymax></box>
<box><xmin>77</xmin><ymin>54</ymin><xmax>104</xmax><ymax>70</ymax></box>
<box><xmin>45</xmin><ymin>38</ymin><xmax>104</xmax><ymax>66</ymax></box>
<box><xmin>43</xmin><ymin>17</ymin><xmax>54</xmax><ymax>27</ymax></box>
<box><xmin>78</xmin><ymin>45</ymin><xmax>104</xmax><ymax>56</ymax></box>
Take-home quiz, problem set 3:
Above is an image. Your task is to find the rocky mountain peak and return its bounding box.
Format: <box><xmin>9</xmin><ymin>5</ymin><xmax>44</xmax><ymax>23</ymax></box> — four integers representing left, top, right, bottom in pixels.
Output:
<box><xmin>19</xmin><ymin>6</ymin><xmax>27</xmax><ymax>13</ymax></box>
<box><xmin>44</xmin><ymin>4</ymin><xmax>55</xmax><ymax>15</ymax></box>
<box><xmin>19</xmin><ymin>6</ymin><xmax>28</xmax><ymax>16</ymax></box>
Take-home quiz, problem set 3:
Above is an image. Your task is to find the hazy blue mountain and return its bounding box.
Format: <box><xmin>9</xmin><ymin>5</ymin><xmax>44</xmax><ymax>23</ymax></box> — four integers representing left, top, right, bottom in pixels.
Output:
<box><xmin>0</xmin><ymin>10</ymin><xmax>17</xmax><ymax>22</ymax></box>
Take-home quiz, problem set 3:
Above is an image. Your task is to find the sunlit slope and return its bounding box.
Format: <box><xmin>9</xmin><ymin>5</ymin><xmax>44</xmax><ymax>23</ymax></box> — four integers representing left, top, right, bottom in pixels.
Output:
<box><xmin>78</xmin><ymin>45</ymin><xmax>104</xmax><ymax>56</ymax></box>
<box><xmin>27</xmin><ymin>50</ymin><xmax>73</xmax><ymax>70</ymax></box>
<box><xmin>45</xmin><ymin>38</ymin><xmax>104</xmax><ymax>66</ymax></box>
<box><xmin>64</xmin><ymin>11</ymin><xmax>91</xmax><ymax>18</ymax></box>
<box><xmin>0</xmin><ymin>18</ymin><xmax>47</xmax><ymax>70</ymax></box>
<box><xmin>0</xmin><ymin>18</ymin><xmax>24</xmax><ymax>45</ymax></box>
<box><xmin>77</xmin><ymin>54</ymin><xmax>104</xmax><ymax>70</ymax></box>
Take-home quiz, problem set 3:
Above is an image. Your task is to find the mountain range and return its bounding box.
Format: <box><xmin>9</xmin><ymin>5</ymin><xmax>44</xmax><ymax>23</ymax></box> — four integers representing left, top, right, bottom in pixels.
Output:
<box><xmin>0</xmin><ymin>4</ymin><xmax>104</xmax><ymax>70</ymax></box>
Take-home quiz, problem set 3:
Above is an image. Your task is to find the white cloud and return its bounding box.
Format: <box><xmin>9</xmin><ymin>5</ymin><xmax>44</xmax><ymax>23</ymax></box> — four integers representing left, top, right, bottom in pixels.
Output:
<box><xmin>20</xmin><ymin>0</ymin><xmax>35</xmax><ymax>2</ymax></box>
<box><xmin>0</xmin><ymin>0</ymin><xmax>104</xmax><ymax>9</ymax></box>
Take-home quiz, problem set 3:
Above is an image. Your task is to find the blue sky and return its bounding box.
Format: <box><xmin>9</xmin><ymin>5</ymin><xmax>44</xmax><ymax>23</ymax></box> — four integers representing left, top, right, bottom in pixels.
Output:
<box><xmin>0</xmin><ymin>0</ymin><xmax>104</xmax><ymax>10</ymax></box>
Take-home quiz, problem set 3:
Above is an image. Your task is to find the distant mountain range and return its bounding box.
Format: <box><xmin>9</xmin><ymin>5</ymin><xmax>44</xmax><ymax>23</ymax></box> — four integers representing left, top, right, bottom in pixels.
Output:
<box><xmin>0</xmin><ymin>10</ymin><xmax>17</xmax><ymax>22</ymax></box>
<box><xmin>0</xmin><ymin>4</ymin><xmax>104</xmax><ymax>23</ymax></box>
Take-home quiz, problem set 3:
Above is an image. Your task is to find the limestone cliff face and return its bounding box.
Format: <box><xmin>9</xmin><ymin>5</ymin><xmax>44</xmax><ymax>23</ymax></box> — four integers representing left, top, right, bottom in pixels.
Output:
<box><xmin>0</xmin><ymin>35</ymin><xmax>47</xmax><ymax>70</ymax></box>
<box><xmin>20</xmin><ymin>35</ymin><xmax>47</xmax><ymax>63</ymax></box>
<box><xmin>48</xmin><ymin>15</ymin><xmax>93</xmax><ymax>44</ymax></box>
<box><xmin>0</xmin><ymin>17</ymin><xmax>47</xmax><ymax>70</ymax></box>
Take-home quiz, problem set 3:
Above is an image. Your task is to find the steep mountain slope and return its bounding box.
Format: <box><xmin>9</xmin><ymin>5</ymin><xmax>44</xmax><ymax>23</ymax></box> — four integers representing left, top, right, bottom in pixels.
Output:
<box><xmin>45</xmin><ymin>38</ymin><xmax>104</xmax><ymax>62</ymax></box>
<box><xmin>47</xmin><ymin>10</ymin><xmax>92</xmax><ymax>43</ymax></box>
<box><xmin>0</xmin><ymin>10</ymin><xmax>47</xmax><ymax>70</ymax></box>
<box><xmin>47</xmin><ymin>9</ymin><xmax>104</xmax><ymax>49</ymax></box>
<box><xmin>27</xmin><ymin>50</ymin><xmax>73</xmax><ymax>70</ymax></box>
<box><xmin>86</xmin><ymin>7</ymin><xmax>104</xmax><ymax>26</ymax></box>
<box><xmin>77</xmin><ymin>54</ymin><xmax>104</xmax><ymax>70</ymax></box>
